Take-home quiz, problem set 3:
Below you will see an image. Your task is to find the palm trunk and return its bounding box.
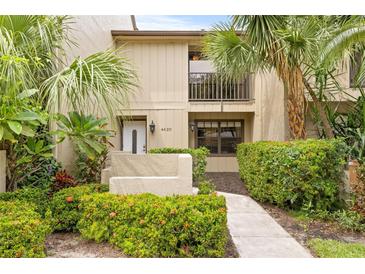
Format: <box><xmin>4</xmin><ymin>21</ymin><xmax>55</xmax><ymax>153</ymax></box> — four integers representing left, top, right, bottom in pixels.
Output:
<box><xmin>302</xmin><ymin>77</ymin><xmax>334</xmax><ymax>138</ymax></box>
<box><xmin>286</xmin><ymin>67</ymin><xmax>306</xmax><ymax>139</ymax></box>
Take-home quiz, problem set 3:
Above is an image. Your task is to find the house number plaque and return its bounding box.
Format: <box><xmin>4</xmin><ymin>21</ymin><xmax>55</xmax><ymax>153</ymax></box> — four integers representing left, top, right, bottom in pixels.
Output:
<box><xmin>161</xmin><ymin>128</ymin><xmax>172</xmax><ymax>132</ymax></box>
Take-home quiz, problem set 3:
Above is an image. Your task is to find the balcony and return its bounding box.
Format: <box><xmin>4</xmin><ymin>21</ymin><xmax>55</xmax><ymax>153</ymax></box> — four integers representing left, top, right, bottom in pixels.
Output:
<box><xmin>188</xmin><ymin>72</ymin><xmax>251</xmax><ymax>101</ymax></box>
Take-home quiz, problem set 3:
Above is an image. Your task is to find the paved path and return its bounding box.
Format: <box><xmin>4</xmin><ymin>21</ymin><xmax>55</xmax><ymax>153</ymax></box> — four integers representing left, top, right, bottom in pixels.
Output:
<box><xmin>219</xmin><ymin>191</ymin><xmax>312</xmax><ymax>258</ymax></box>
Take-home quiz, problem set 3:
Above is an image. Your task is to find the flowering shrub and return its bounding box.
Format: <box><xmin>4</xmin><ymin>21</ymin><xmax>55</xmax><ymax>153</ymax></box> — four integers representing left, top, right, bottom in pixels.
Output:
<box><xmin>0</xmin><ymin>187</ymin><xmax>50</xmax><ymax>216</ymax></box>
<box><xmin>0</xmin><ymin>200</ymin><xmax>51</xmax><ymax>258</ymax></box>
<box><xmin>49</xmin><ymin>184</ymin><xmax>109</xmax><ymax>231</ymax></box>
<box><xmin>77</xmin><ymin>193</ymin><xmax>227</xmax><ymax>257</ymax></box>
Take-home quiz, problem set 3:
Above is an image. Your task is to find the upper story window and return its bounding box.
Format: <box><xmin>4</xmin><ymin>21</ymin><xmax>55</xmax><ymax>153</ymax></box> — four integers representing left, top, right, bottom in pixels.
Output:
<box><xmin>350</xmin><ymin>51</ymin><xmax>365</xmax><ymax>88</ymax></box>
<box><xmin>189</xmin><ymin>51</ymin><xmax>206</xmax><ymax>61</ymax></box>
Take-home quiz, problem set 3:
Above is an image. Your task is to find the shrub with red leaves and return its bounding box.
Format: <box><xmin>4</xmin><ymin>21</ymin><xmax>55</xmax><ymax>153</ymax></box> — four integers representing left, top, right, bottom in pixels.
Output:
<box><xmin>52</xmin><ymin>170</ymin><xmax>77</xmax><ymax>193</ymax></box>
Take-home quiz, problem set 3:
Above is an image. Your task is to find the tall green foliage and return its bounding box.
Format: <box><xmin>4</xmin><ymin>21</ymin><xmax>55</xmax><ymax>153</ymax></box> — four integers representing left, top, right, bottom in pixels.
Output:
<box><xmin>0</xmin><ymin>200</ymin><xmax>51</xmax><ymax>258</ymax></box>
<box><xmin>53</xmin><ymin>112</ymin><xmax>114</xmax><ymax>183</ymax></box>
<box><xmin>237</xmin><ymin>139</ymin><xmax>347</xmax><ymax>211</ymax></box>
<box><xmin>0</xmin><ymin>16</ymin><xmax>137</xmax><ymax>190</ymax></box>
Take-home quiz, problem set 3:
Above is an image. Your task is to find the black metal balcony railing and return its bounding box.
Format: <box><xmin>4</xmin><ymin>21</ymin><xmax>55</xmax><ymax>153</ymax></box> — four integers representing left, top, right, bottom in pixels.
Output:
<box><xmin>189</xmin><ymin>73</ymin><xmax>251</xmax><ymax>101</ymax></box>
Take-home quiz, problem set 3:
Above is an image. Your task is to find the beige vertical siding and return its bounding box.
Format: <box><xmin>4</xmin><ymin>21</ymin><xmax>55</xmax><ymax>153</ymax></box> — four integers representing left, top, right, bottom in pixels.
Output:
<box><xmin>117</xmin><ymin>40</ymin><xmax>190</xmax><ymax>151</ymax></box>
<box><xmin>121</xmin><ymin>41</ymin><xmax>189</xmax><ymax>105</ymax></box>
<box><xmin>253</xmin><ymin>70</ymin><xmax>288</xmax><ymax>141</ymax></box>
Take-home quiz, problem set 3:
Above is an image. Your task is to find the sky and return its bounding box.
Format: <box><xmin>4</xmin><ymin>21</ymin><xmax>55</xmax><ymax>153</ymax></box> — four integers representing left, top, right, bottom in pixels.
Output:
<box><xmin>135</xmin><ymin>15</ymin><xmax>229</xmax><ymax>30</ymax></box>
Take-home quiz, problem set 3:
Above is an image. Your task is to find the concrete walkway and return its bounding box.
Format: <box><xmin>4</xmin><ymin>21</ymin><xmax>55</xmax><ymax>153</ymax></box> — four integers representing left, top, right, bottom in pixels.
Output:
<box><xmin>219</xmin><ymin>191</ymin><xmax>312</xmax><ymax>258</ymax></box>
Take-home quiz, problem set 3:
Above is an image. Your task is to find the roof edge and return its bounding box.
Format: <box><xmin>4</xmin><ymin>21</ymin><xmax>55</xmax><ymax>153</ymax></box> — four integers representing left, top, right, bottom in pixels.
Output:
<box><xmin>111</xmin><ymin>30</ymin><xmax>209</xmax><ymax>37</ymax></box>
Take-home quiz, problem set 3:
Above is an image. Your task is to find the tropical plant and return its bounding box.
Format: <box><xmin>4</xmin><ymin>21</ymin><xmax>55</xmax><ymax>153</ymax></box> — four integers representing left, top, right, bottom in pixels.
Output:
<box><xmin>75</xmin><ymin>147</ymin><xmax>109</xmax><ymax>184</ymax></box>
<box><xmin>52</xmin><ymin>170</ymin><xmax>77</xmax><ymax>193</ymax></box>
<box><xmin>10</xmin><ymin>134</ymin><xmax>59</xmax><ymax>190</ymax></box>
<box><xmin>53</xmin><ymin>111</ymin><xmax>114</xmax><ymax>160</ymax></box>
<box><xmin>203</xmin><ymin>16</ymin><xmax>365</xmax><ymax>139</ymax></box>
<box><xmin>0</xmin><ymin>93</ymin><xmax>46</xmax><ymax>144</ymax></box>
<box><xmin>0</xmin><ymin>16</ymin><xmax>137</xmax><ymax>190</ymax></box>
<box><xmin>304</xmin><ymin>17</ymin><xmax>365</xmax><ymax>139</ymax></box>
<box><xmin>0</xmin><ymin>92</ymin><xmax>49</xmax><ymax>190</ymax></box>
<box><xmin>324</xmin><ymin>91</ymin><xmax>365</xmax><ymax>161</ymax></box>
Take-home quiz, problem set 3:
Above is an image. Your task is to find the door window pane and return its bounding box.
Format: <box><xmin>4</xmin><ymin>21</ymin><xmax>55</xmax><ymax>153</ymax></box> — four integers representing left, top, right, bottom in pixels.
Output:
<box><xmin>197</xmin><ymin>121</ymin><xmax>218</xmax><ymax>154</ymax></box>
<box><xmin>220</xmin><ymin>124</ymin><xmax>241</xmax><ymax>154</ymax></box>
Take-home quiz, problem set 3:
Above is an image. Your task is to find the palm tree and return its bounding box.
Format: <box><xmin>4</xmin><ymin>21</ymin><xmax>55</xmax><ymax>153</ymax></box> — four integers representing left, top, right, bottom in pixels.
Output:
<box><xmin>0</xmin><ymin>15</ymin><xmax>137</xmax><ymax>118</ymax></box>
<box><xmin>203</xmin><ymin>16</ymin><xmax>365</xmax><ymax>139</ymax></box>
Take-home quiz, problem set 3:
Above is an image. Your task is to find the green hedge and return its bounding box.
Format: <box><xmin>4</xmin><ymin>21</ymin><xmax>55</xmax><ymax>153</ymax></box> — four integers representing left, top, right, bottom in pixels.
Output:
<box><xmin>0</xmin><ymin>200</ymin><xmax>51</xmax><ymax>258</ymax></box>
<box><xmin>50</xmin><ymin>184</ymin><xmax>109</xmax><ymax>231</ymax></box>
<box><xmin>237</xmin><ymin>139</ymin><xmax>347</xmax><ymax>211</ymax></box>
<box><xmin>77</xmin><ymin>193</ymin><xmax>227</xmax><ymax>257</ymax></box>
<box><xmin>0</xmin><ymin>187</ymin><xmax>50</xmax><ymax>216</ymax></box>
<box><xmin>149</xmin><ymin>147</ymin><xmax>209</xmax><ymax>181</ymax></box>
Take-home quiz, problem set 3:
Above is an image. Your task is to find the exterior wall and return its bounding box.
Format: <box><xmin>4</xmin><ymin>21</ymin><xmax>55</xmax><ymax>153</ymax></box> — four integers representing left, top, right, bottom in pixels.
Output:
<box><xmin>56</xmin><ymin>25</ymin><xmax>309</xmax><ymax>172</ymax></box>
<box><xmin>108</xmin><ymin>153</ymin><xmax>192</xmax><ymax>196</ymax></box>
<box><xmin>206</xmin><ymin>157</ymin><xmax>239</xmax><ymax>172</ymax></box>
<box><xmin>120</xmin><ymin>41</ymin><xmax>189</xmax><ymax>106</ymax></box>
<box><xmin>118</xmin><ymin>36</ymin><xmax>289</xmax><ymax>172</ymax></box>
<box><xmin>55</xmin><ymin>16</ymin><xmax>133</xmax><ymax>172</ymax></box>
<box><xmin>253</xmin><ymin>71</ymin><xmax>288</xmax><ymax>141</ymax></box>
<box><xmin>119</xmin><ymin>40</ymin><xmax>191</xmax><ymax>150</ymax></box>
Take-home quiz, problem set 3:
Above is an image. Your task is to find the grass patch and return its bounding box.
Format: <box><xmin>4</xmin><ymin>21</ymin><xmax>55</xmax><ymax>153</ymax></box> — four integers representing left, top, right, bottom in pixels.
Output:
<box><xmin>308</xmin><ymin>238</ymin><xmax>365</xmax><ymax>258</ymax></box>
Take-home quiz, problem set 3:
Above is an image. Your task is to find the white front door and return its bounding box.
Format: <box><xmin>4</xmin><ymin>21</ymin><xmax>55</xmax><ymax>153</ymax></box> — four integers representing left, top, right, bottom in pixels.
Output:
<box><xmin>122</xmin><ymin>121</ymin><xmax>146</xmax><ymax>154</ymax></box>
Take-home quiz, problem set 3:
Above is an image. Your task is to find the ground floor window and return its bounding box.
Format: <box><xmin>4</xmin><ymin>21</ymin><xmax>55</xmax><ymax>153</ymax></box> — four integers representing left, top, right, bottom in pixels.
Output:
<box><xmin>196</xmin><ymin>120</ymin><xmax>243</xmax><ymax>155</ymax></box>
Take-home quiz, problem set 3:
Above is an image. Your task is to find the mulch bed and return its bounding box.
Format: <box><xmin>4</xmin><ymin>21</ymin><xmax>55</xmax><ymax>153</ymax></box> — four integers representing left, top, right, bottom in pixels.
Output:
<box><xmin>262</xmin><ymin>204</ymin><xmax>365</xmax><ymax>253</ymax></box>
<box><xmin>46</xmin><ymin>232</ymin><xmax>238</xmax><ymax>258</ymax></box>
<box><xmin>225</xmin><ymin>232</ymin><xmax>239</xmax><ymax>258</ymax></box>
<box><xmin>204</xmin><ymin>172</ymin><xmax>248</xmax><ymax>195</ymax></box>
<box><xmin>46</xmin><ymin>232</ymin><xmax>126</xmax><ymax>258</ymax></box>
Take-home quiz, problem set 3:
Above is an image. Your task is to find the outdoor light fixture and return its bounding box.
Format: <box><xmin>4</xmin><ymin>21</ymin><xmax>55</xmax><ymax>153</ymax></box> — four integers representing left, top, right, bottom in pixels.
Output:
<box><xmin>149</xmin><ymin>120</ymin><xmax>156</xmax><ymax>133</ymax></box>
<box><xmin>189</xmin><ymin>121</ymin><xmax>196</xmax><ymax>132</ymax></box>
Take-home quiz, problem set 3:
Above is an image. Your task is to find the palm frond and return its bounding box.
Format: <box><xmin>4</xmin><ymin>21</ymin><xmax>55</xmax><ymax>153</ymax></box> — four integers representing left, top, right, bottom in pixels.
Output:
<box><xmin>0</xmin><ymin>16</ymin><xmax>72</xmax><ymax>93</ymax></box>
<box><xmin>233</xmin><ymin>16</ymin><xmax>287</xmax><ymax>60</ymax></box>
<box><xmin>319</xmin><ymin>24</ymin><xmax>365</xmax><ymax>70</ymax></box>
<box><xmin>203</xmin><ymin>23</ymin><xmax>262</xmax><ymax>78</ymax></box>
<box><xmin>41</xmin><ymin>48</ymin><xmax>137</xmax><ymax>119</ymax></box>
